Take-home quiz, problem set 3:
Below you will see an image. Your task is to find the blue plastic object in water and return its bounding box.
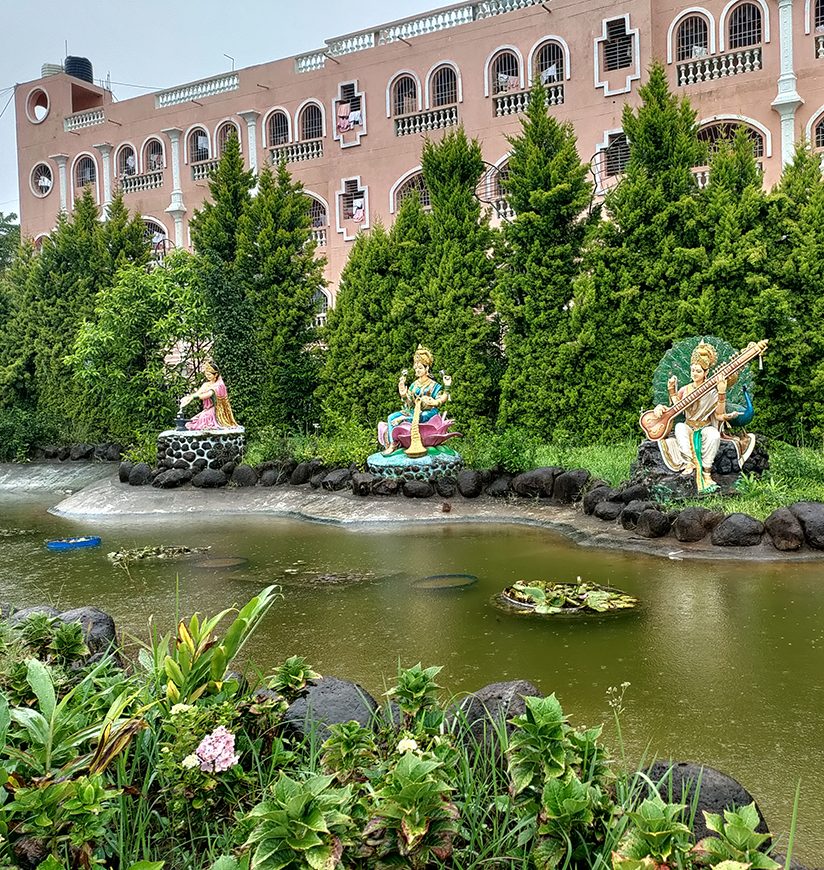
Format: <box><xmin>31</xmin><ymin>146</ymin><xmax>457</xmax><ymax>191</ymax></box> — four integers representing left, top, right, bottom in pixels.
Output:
<box><xmin>46</xmin><ymin>536</ymin><xmax>101</xmax><ymax>551</ymax></box>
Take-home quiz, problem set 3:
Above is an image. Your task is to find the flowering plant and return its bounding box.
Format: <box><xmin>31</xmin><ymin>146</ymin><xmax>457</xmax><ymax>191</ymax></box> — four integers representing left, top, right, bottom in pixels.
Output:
<box><xmin>183</xmin><ymin>725</ymin><xmax>239</xmax><ymax>773</ymax></box>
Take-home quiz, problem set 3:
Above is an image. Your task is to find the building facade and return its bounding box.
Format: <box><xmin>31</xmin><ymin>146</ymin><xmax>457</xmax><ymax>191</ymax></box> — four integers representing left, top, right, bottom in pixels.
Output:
<box><xmin>14</xmin><ymin>0</ymin><xmax>821</xmax><ymax>313</ymax></box>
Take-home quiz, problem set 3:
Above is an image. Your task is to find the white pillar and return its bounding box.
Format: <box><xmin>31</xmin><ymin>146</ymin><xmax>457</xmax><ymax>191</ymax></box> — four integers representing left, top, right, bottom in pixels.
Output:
<box><xmin>50</xmin><ymin>153</ymin><xmax>69</xmax><ymax>212</ymax></box>
<box><xmin>93</xmin><ymin>143</ymin><xmax>113</xmax><ymax>209</ymax></box>
<box><xmin>162</xmin><ymin>127</ymin><xmax>187</xmax><ymax>248</ymax></box>
<box><xmin>238</xmin><ymin>110</ymin><xmax>261</xmax><ymax>173</ymax></box>
<box><xmin>771</xmin><ymin>0</ymin><xmax>804</xmax><ymax>166</ymax></box>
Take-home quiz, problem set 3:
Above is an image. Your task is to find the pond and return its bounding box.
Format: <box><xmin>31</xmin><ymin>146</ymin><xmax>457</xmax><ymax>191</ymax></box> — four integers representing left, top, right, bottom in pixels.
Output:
<box><xmin>2</xmin><ymin>490</ymin><xmax>823</xmax><ymax>863</ymax></box>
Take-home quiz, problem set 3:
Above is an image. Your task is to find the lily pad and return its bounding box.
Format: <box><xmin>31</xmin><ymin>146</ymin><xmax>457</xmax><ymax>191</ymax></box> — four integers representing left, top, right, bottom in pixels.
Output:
<box><xmin>413</xmin><ymin>573</ymin><xmax>478</xmax><ymax>590</ymax></box>
<box><xmin>496</xmin><ymin>579</ymin><xmax>637</xmax><ymax>616</ymax></box>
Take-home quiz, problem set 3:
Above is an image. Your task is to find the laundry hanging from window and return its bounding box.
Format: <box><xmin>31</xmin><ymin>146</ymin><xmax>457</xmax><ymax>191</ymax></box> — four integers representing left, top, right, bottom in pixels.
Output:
<box><xmin>351</xmin><ymin>197</ymin><xmax>365</xmax><ymax>222</ymax></box>
<box><xmin>337</xmin><ymin>103</ymin><xmax>351</xmax><ymax>133</ymax></box>
<box><xmin>540</xmin><ymin>64</ymin><xmax>558</xmax><ymax>84</ymax></box>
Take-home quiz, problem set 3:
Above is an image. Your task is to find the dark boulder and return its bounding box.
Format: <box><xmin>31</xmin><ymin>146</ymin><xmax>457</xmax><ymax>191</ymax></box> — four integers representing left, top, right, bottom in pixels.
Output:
<box><xmin>173</xmin><ymin>459</ymin><xmax>189</xmax><ymax>470</ymax></box>
<box><xmin>646</xmin><ymin>761</ymin><xmax>768</xmax><ymax>842</ymax></box>
<box><xmin>403</xmin><ymin>480</ymin><xmax>434</xmax><ymax>499</ymax></box>
<box><xmin>582</xmin><ymin>485</ymin><xmax>618</xmax><ymax>516</ymax></box>
<box><xmin>192</xmin><ymin>468</ymin><xmax>228</xmax><ymax>489</ymax></box>
<box><xmin>11</xmin><ymin>605</ymin><xmax>61</xmax><ymax>624</ymax></box>
<box><xmin>191</xmin><ymin>458</ymin><xmax>208</xmax><ymax>472</ymax></box>
<box><xmin>283</xmin><ymin>676</ymin><xmax>378</xmax><ymax>741</ymax></box>
<box><xmin>279</xmin><ymin>458</ymin><xmax>298</xmax><ymax>479</ymax></box>
<box><xmin>635</xmin><ymin>508</ymin><xmax>672</xmax><ymax>538</ymax></box>
<box><xmin>620</xmin><ymin>500</ymin><xmax>656</xmax><ymax>531</ymax></box>
<box><xmin>42</xmin><ymin>445</ymin><xmax>60</xmax><ymax>459</ymax></box>
<box><xmin>672</xmin><ymin>506</ymin><xmax>725</xmax><ymax>543</ymax></box>
<box><xmin>221</xmin><ymin>462</ymin><xmax>237</xmax><ymax>478</ymax></box>
<box><xmin>351</xmin><ymin>472</ymin><xmax>374</xmax><ymax>496</ymax></box>
<box><xmin>290</xmin><ymin>461</ymin><xmax>316</xmax><ymax>486</ymax></box>
<box><xmin>259</xmin><ymin>469</ymin><xmax>278</xmax><ymax>487</ymax></box>
<box><xmin>788</xmin><ymin>501</ymin><xmax>824</xmax><ymax>550</ymax></box>
<box><xmin>510</xmin><ymin>467</ymin><xmax>561</xmax><ymax>498</ymax></box>
<box><xmin>371</xmin><ymin>477</ymin><xmax>400</xmax><ymax>496</ymax></box>
<box><xmin>58</xmin><ymin>446</ymin><xmax>71</xmax><ymax>461</ymax></box>
<box><xmin>58</xmin><ymin>607</ymin><xmax>117</xmax><ymax>655</ymax></box>
<box><xmin>70</xmin><ymin>443</ymin><xmax>95</xmax><ymax>461</ymax></box>
<box><xmin>128</xmin><ymin>462</ymin><xmax>152</xmax><ymax>487</ymax></box>
<box><xmin>434</xmin><ymin>478</ymin><xmax>456</xmax><ymax>498</ymax></box>
<box><xmin>118</xmin><ymin>461</ymin><xmax>134</xmax><ymax>484</ymax></box>
<box><xmin>322</xmin><ymin>468</ymin><xmax>352</xmax><ymax>491</ymax></box>
<box><xmin>310</xmin><ymin>470</ymin><xmax>326</xmax><ymax>489</ymax></box>
<box><xmin>105</xmin><ymin>443</ymin><xmax>123</xmax><ymax>462</ymax></box>
<box><xmin>552</xmin><ymin>469</ymin><xmax>590</xmax><ymax>504</ymax></box>
<box><xmin>711</xmin><ymin>513</ymin><xmax>764</xmax><ymax>547</ymax></box>
<box><xmin>152</xmin><ymin>468</ymin><xmax>191</xmax><ymax>489</ymax></box>
<box><xmin>231</xmin><ymin>464</ymin><xmax>258</xmax><ymax>487</ymax></box>
<box><xmin>456</xmin><ymin>469</ymin><xmax>484</xmax><ymax>498</ymax></box>
<box><xmin>616</xmin><ymin>482</ymin><xmax>650</xmax><ymax>504</ymax></box>
<box><xmin>764</xmin><ymin>508</ymin><xmax>804</xmax><ymax>552</ymax></box>
<box><xmin>485</xmin><ymin>474</ymin><xmax>513</xmax><ymax>498</ymax></box>
<box><xmin>453</xmin><ymin>680</ymin><xmax>543</xmax><ymax>749</ymax></box>
<box><xmin>593</xmin><ymin>500</ymin><xmax>623</xmax><ymax>522</ymax></box>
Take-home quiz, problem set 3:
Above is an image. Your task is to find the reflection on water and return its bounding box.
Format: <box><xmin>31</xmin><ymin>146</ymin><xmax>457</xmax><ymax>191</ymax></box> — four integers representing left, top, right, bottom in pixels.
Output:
<box><xmin>2</xmin><ymin>493</ymin><xmax>823</xmax><ymax>862</ymax></box>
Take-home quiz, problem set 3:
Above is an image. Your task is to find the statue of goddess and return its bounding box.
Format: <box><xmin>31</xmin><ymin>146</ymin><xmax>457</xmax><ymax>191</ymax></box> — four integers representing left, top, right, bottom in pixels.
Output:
<box><xmin>179</xmin><ymin>361</ymin><xmax>239</xmax><ymax>431</ymax></box>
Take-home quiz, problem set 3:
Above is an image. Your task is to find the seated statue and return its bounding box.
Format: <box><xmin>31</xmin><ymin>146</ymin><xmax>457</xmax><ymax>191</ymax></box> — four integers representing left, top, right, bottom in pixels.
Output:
<box><xmin>179</xmin><ymin>361</ymin><xmax>239</xmax><ymax>431</ymax></box>
<box><xmin>378</xmin><ymin>345</ymin><xmax>458</xmax><ymax>456</ymax></box>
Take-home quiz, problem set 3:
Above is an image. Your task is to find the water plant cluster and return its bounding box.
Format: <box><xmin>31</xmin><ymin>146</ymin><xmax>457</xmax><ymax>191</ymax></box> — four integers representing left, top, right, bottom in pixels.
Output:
<box><xmin>106</xmin><ymin>546</ymin><xmax>210</xmax><ymax>566</ymax></box>
<box><xmin>0</xmin><ymin>589</ymin><xmax>792</xmax><ymax>869</ymax></box>
<box><xmin>500</xmin><ymin>579</ymin><xmax>638</xmax><ymax>615</ymax></box>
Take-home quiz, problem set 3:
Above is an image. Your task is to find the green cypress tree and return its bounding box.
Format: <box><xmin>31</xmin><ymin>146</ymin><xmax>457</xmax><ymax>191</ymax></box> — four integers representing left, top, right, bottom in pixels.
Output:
<box><xmin>100</xmin><ymin>189</ymin><xmax>150</xmax><ymax>270</ymax></box>
<box><xmin>235</xmin><ymin>163</ymin><xmax>326</xmax><ymax>427</ymax></box>
<box><xmin>0</xmin><ymin>240</ymin><xmax>37</xmax><ymax>407</ymax></box>
<box><xmin>418</xmin><ymin>128</ymin><xmax>498</xmax><ymax>426</ymax></box>
<box><xmin>0</xmin><ymin>212</ymin><xmax>20</xmax><ymax>273</ymax></box>
<box><xmin>493</xmin><ymin>81</ymin><xmax>593</xmax><ymax>436</ymax></box>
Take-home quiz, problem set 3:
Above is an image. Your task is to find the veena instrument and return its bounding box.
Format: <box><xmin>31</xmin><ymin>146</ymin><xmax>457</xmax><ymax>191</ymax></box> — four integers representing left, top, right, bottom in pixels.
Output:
<box><xmin>639</xmin><ymin>339</ymin><xmax>768</xmax><ymax>441</ymax></box>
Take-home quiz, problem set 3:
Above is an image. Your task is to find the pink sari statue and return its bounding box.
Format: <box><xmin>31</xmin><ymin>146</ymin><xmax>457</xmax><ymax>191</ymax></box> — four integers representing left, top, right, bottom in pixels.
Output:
<box><xmin>180</xmin><ymin>362</ymin><xmax>239</xmax><ymax>431</ymax></box>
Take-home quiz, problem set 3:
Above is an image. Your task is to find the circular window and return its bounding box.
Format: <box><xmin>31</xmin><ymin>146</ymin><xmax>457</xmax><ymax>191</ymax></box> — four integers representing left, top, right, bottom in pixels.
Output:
<box><xmin>30</xmin><ymin>163</ymin><xmax>53</xmax><ymax>197</ymax></box>
<box><xmin>26</xmin><ymin>88</ymin><xmax>49</xmax><ymax>124</ymax></box>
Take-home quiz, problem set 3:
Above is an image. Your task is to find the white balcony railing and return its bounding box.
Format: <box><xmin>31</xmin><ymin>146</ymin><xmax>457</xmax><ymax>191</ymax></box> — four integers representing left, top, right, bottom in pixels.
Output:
<box><xmin>269</xmin><ymin>140</ymin><xmax>324</xmax><ymax>163</ymax></box>
<box><xmin>676</xmin><ymin>47</ymin><xmax>762</xmax><ymax>86</ymax></box>
<box><xmin>295</xmin><ymin>0</ymin><xmax>543</xmax><ymax>71</ymax></box>
<box><xmin>492</xmin><ymin>197</ymin><xmax>516</xmax><ymax>220</ymax></box>
<box><xmin>120</xmin><ymin>171</ymin><xmax>164</xmax><ymax>193</ymax></box>
<box><xmin>395</xmin><ymin>105</ymin><xmax>458</xmax><ymax>137</ymax></box>
<box><xmin>191</xmin><ymin>159</ymin><xmax>219</xmax><ymax>181</ymax></box>
<box><xmin>816</xmin><ymin>34</ymin><xmax>824</xmax><ymax>58</ymax></box>
<box><xmin>310</xmin><ymin>227</ymin><xmax>327</xmax><ymax>246</ymax></box>
<box><xmin>493</xmin><ymin>83</ymin><xmax>564</xmax><ymax>117</ymax></box>
<box><xmin>155</xmin><ymin>74</ymin><xmax>239</xmax><ymax>109</ymax></box>
<box><xmin>64</xmin><ymin>109</ymin><xmax>105</xmax><ymax>132</ymax></box>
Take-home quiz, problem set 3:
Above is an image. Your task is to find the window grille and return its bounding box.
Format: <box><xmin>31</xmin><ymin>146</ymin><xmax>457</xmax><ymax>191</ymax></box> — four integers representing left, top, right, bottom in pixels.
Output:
<box><xmin>339</xmin><ymin>83</ymin><xmax>362</xmax><ymax>114</ymax></box>
<box><xmin>31</xmin><ymin>163</ymin><xmax>53</xmax><ymax>197</ymax></box>
<box><xmin>676</xmin><ymin>16</ymin><xmax>710</xmax><ymax>61</ymax></box>
<box><xmin>604</xmin><ymin>133</ymin><xmax>630</xmax><ymax>176</ymax></box>
<box><xmin>697</xmin><ymin>123</ymin><xmax>764</xmax><ymax>158</ymax></box>
<box><xmin>143</xmin><ymin>219</ymin><xmax>167</xmax><ymax>245</ymax></box>
<box><xmin>309</xmin><ymin>198</ymin><xmax>327</xmax><ymax>227</ymax></box>
<box><xmin>217</xmin><ymin>122</ymin><xmax>238</xmax><ymax>156</ymax></box>
<box><xmin>816</xmin><ymin>119</ymin><xmax>824</xmax><ymax>149</ymax></box>
<box><xmin>603</xmin><ymin>19</ymin><xmax>634</xmax><ymax>71</ymax></box>
<box><xmin>342</xmin><ymin>179</ymin><xmax>365</xmax><ymax>221</ymax></box>
<box><xmin>144</xmin><ymin>139</ymin><xmax>164</xmax><ymax>171</ymax></box>
<box><xmin>300</xmin><ymin>104</ymin><xmax>323</xmax><ymax>141</ymax></box>
<box><xmin>118</xmin><ymin>145</ymin><xmax>137</xmax><ymax>177</ymax></box>
<box><xmin>492</xmin><ymin>51</ymin><xmax>520</xmax><ymax>94</ymax></box>
<box><xmin>393</xmin><ymin>76</ymin><xmax>418</xmax><ymax>116</ymax></box>
<box><xmin>431</xmin><ymin>66</ymin><xmax>458</xmax><ymax>107</ymax></box>
<box><xmin>494</xmin><ymin>162</ymin><xmax>510</xmax><ymax>199</ymax></box>
<box><xmin>75</xmin><ymin>156</ymin><xmax>96</xmax><ymax>189</ymax></box>
<box><xmin>268</xmin><ymin>112</ymin><xmax>290</xmax><ymax>146</ymax></box>
<box><xmin>396</xmin><ymin>172</ymin><xmax>431</xmax><ymax>210</ymax></box>
<box><xmin>313</xmin><ymin>288</ymin><xmax>329</xmax><ymax>327</ymax></box>
<box><xmin>728</xmin><ymin>3</ymin><xmax>762</xmax><ymax>49</ymax></box>
<box><xmin>816</xmin><ymin>0</ymin><xmax>824</xmax><ymax>29</ymax></box>
<box><xmin>189</xmin><ymin>128</ymin><xmax>209</xmax><ymax>162</ymax></box>
<box><xmin>535</xmin><ymin>42</ymin><xmax>564</xmax><ymax>83</ymax></box>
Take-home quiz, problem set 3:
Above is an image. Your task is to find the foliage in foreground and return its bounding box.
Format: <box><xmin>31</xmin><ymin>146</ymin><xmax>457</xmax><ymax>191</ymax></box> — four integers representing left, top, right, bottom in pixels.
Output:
<box><xmin>0</xmin><ymin>590</ymin><xmax>792</xmax><ymax>869</ymax></box>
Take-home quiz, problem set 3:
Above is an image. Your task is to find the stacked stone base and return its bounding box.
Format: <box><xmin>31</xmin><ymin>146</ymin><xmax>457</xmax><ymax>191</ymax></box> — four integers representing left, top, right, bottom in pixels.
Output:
<box><xmin>366</xmin><ymin>447</ymin><xmax>463</xmax><ymax>482</ymax></box>
<box><xmin>156</xmin><ymin>428</ymin><xmax>245</xmax><ymax>472</ymax></box>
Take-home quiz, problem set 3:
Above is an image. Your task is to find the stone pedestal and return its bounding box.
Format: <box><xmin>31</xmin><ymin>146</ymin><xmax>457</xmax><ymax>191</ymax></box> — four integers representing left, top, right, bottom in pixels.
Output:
<box><xmin>366</xmin><ymin>445</ymin><xmax>463</xmax><ymax>482</ymax></box>
<box><xmin>157</xmin><ymin>428</ymin><xmax>245</xmax><ymax>471</ymax></box>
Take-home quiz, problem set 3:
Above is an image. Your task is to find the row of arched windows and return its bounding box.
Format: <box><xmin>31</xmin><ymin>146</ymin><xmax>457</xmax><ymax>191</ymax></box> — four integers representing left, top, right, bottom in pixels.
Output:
<box><xmin>672</xmin><ymin>2</ymin><xmax>764</xmax><ymax>63</ymax></box>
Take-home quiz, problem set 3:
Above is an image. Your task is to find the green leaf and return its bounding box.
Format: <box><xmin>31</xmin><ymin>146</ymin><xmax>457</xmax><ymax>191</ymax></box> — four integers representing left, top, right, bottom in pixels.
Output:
<box><xmin>26</xmin><ymin>658</ymin><xmax>56</xmax><ymax>721</ymax></box>
<box><xmin>127</xmin><ymin>863</ymin><xmax>166</xmax><ymax>870</ymax></box>
<box><xmin>0</xmin><ymin>694</ymin><xmax>9</xmax><ymax>750</ymax></box>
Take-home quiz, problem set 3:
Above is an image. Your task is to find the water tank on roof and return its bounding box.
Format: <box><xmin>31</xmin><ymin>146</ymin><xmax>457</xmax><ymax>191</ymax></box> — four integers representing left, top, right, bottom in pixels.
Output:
<box><xmin>64</xmin><ymin>56</ymin><xmax>93</xmax><ymax>83</ymax></box>
<box><xmin>41</xmin><ymin>62</ymin><xmax>64</xmax><ymax>77</ymax></box>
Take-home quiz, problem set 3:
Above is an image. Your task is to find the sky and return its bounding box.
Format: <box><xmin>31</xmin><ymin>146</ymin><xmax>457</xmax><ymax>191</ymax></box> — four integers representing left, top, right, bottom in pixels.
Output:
<box><xmin>0</xmin><ymin>0</ymin><xmax>445</xmax><ymax>222</ymax></box>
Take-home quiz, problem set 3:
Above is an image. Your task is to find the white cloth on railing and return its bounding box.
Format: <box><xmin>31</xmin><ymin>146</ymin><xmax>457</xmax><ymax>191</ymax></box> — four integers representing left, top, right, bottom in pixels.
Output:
<box><xmin>540</xmin><ymin>64</ymin><xmax>558</xmax><ymax>84</ymax></box>
<box><xmin>352</xmin><ymin>197</ymin><xmax>365</xmax><ymax>222</ymax></box>
<box><xmin>348</xmin><ymin>109</ymin><xmax>362</xmax><ymax>125</ymax></box>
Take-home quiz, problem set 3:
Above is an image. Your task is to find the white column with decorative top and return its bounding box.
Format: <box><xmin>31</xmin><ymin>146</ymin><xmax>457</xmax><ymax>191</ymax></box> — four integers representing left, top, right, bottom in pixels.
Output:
<box><xmin>238</xmin><ymin>110</ymin><xmax>261</xmax><ymax>173</ymax></box>
<box><xmin>162</xmin><ymin>127</ymin><xmax>187</xmax><ymax>248</ymax></box>
<box><xmin>771</xmin><ymin>0</ymin><xmax>803</xmax><ymax>166</ymax></box>
<box><xmin>93</xmin><ymin>142</ymin><xmax>113</xmax><ymax>208</ymax></box>
<box><xmin>50</xmin><ymin>153</ymin><xmax>69</xmax><ymax>212</ymax></box>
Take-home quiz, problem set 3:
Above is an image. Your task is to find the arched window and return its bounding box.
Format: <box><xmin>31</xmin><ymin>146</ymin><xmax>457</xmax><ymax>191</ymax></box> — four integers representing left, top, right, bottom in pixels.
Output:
<box><xmin>604</xmin><ymin>133</ymin><xmax>630</xmax><ymax>177</ymax></box>
<box><xmin>299</xmin><ymin>104</ymin><xmax>323</xmax><ymax>141</ymax></box>
<box><xmin>143</xmin><ymin>219</ymin><xmax>167</xmax><ymax>246</ymax></box>
<box><xmin>144</xmin><ymin>138</ymin><xmax>164</xmax><ymax>172</ymax></box>
<box><xmin>309</xmin><ymin>197</ymin><xmax>328</xmax><ymax>227</ymax></box>
<box><xmin>395</xmin><ymin>172</ymin><xmax>431</xmax><ymax>211</ymax></box>
<box><xmin>728</xmin><ymin>2</ymin><xmax>762</xmax><ymax>49</ymax></box>
<box><xmin>492</xmin><ymin>50</ymin><xmax>520</xmax><ymax>94</ymax></box>
<box><xmin>815</xmin><ymin>117</ymin><xmax>824</xmax><ymax>150</ymax></box>
<box><xmin>431</xmin><ymin>65</ymin><xmax>457</xmax><ymax>107</ymax></box>
<box><xmin>697</xmin><ymin>122</ymin><xmax>764</xmax><ymax>158</ymax></box>
<box><xmin>816</xmin><ymin>0</ymin><xmax>824</xmax><ymax>29</ymax></box>
<box><xmin>188</xmin><ymin>128</ymin><xmax>209</xmax><ymax>163</ymax></box>
<box><xmin>313</xmin><ymin>288</ymin><xmax>330</xmax><ymax>328</ymax></box>
<box><xmin>676</xmin><ymin>15</ymin><xmax>710</xmax><ymax>61</ymax></box>
<box><xmin>267</xmin><ymin>111</ymin><xmax>290</xmax><ymax>146</ymax></box>
<box><xmin>117</xmin><ymin>145</ymin><xmax>137</xmax><ymax>177</ymax></box>
<box><xmin>392</xmin><ymin>75</ymin><xmax>418</xmax><ymax>116</ymax></box>
<box><xmin>216</xmin><ymin>121</ymin><xmax>239</xmax><ymax>156</ymax></box>
<box><xmin>535</xmin><ymin>41</ymin><xmax>564</xmax><ymax>83</ymax></box>
<box><xmin>75</xmin><ymin>155</ymin><xmax>97</xmax><ymax>190</ymax></box>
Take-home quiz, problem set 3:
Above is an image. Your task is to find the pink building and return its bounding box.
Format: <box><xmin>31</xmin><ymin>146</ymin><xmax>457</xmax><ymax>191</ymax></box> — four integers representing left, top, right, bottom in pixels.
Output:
<box><xmin>14</xmin><ymin>0</ymin><xmax>818</xmax><ymax>314</ymax></box>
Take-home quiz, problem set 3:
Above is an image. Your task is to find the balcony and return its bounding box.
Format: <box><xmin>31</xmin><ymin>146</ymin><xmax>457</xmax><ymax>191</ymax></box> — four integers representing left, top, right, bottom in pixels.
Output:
<box><xmin>269</xmin><ymin>140</ymin><xmax>324</xmax><ymax>163</ymax></box>
<box><xmin>493</xmin><ymin>83</ymin><xmax>564</xmax><ymax>117</ymax></box>
<box><xmin>692</xmin><ymin>161</ymin><xmax>761</xmax><ymax>188</ymax></box>
<box><xmin>191</xmin><ymin>159</ymin><xmax>219</xmax><ymax>181</ymax></box>
<box><xmin>492</xmin><ymin>197</ymin><xmax>515</xmax><ymax>220</ymax></box>
<box><xmin>64</xmin><ymin>108</ymin><xmax>104</xmax><ymax>132</ymax></box>
<box><xmin>310</xmin><ymin>227</ymin><xmax>327</xmax><ymax>246</ymax></box>
<box><xmin>395</xmin><ymin>106</ymin><xmax>458</xmax><ymax>137</ymax></box>
<box><xmin>676</xmin><ymin>47</ymin><xmax>762</xmax><ymax>86</ymax></box>
<box><xmin>155</xmin><ymin>74</ymin><xmax>239</xmax><ymax>109</ymax></box>
<box><xmin>817</xmin><ymin>34</ymin><xmax>824</xmax><ymax>58</ymax></box>
<box><xmin>120</xmin><ymin>171</ymin><xmax>164</xmax><ymax>193</ymax></box>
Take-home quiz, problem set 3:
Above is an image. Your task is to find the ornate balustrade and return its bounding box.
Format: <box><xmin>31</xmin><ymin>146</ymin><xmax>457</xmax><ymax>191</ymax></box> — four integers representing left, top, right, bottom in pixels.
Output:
<box><xmin>676</xmin><ymin>47</ymin><xmax>762</xmax><ymax>86</ymax></box>
<box><xmin>120</xmin><ymin>171</ymin><xmax>164</xmax><ymax>193</ymax></box>
<box><xmin>64</xmin><ymin>109</ymin><xmax>104</xmax><ymax>132</ymax></box>
<box><xmin>394</xmin><ymin>105</ymin><xmax>458</xmax><ymax>137</ymax></box>
<box><xmin>492</xmin><ymin>198</ymin><xmax>515</xmax><ymax>220</ymax></box>
<box><xmin>269</xmin><ymin>140</ymin><xmax>324</xmax><ymax>163</ymax></box>
<box><xmin>310</xmin><ymin>227</ymin><xmax>328</xmax><ymax>246</ymax></box>
<box><xmin>155</xmin><ymin>74</ymin><xmax>239</xmax><ymax>109</ymax></box>
<box><xmin>816</xmin><ymin>34</ymin><xmax>824</xmax><ymax>58</ymax></box>
<box><xmin>493</xmin><ymin>83</ymin><xmax>564</xmax><ymax>117</ymax></box>
<box><xmin>191</xmin><ymin>160</ymin><xmax>219</xmax><ymax>181</ymax></box>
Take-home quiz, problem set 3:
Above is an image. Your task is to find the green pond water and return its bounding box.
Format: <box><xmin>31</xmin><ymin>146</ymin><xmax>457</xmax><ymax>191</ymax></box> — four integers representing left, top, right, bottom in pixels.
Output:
<box><xmin>2</xmin><ymin>491</ymin><xmax>823</xmax><ymax>863</ymax></box>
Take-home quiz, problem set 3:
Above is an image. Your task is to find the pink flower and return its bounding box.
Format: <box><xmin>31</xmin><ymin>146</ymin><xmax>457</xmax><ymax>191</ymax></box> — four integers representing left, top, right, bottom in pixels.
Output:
<box><xmin>195</xmin><ymin>726</ymin><xmax>239</xmax><ymax>773</ymax></box>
